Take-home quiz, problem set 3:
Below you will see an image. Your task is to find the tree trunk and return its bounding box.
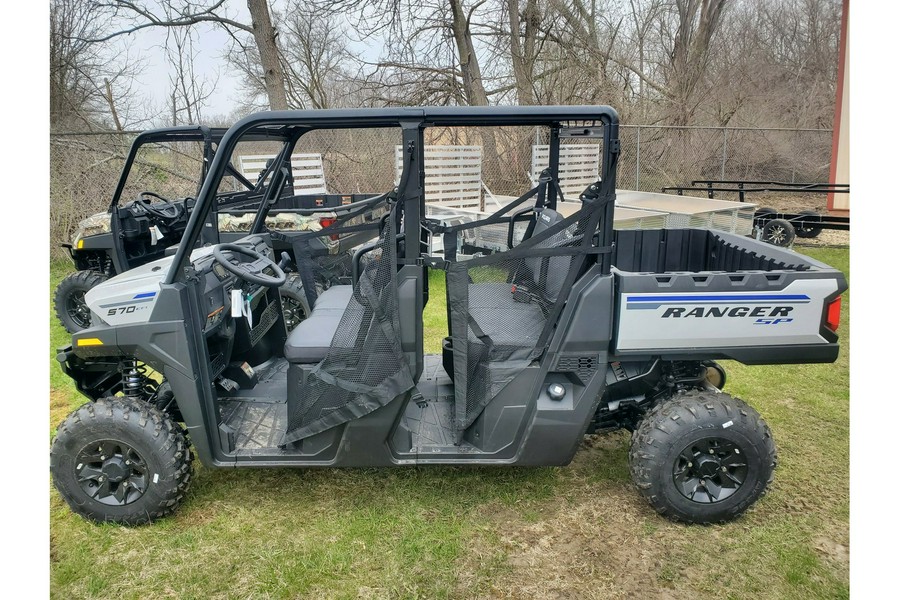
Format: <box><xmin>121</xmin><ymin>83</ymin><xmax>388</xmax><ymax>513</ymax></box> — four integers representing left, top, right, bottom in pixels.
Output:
<box><xmin>448</xmin><ymin>0</ymin><xmax>489</xmax><ymax>106</ymax></box>
<box><xmin>507</xmin><ymin>0</ymin><xmax>536</xmax><ymax>105</ymax></box>
<box><xmin>247</xmin><ymin>0</ymin><xmax>289</xmax><ymax>110</ymax></box>
<box><xmin>669</xmin><ymin>0</ymin><xmax>728</xmax><ymax>125</ymax></box>
<box><xmin>103</xmin><ymin>79</ymin><xmax>123</xmax><ymax>131</ymax></box>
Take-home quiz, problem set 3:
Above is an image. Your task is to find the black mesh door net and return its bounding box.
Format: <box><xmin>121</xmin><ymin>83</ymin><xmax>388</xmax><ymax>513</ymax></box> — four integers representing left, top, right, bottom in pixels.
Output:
<box><xmin>444</xmin><ymin>191</ymin><xmax>608</xmax><ymax>441</ymax></box>
<box><xmin>282</xmin><ymin>202</ymin><xmax>414</xmax><ymax>444</ymax></box>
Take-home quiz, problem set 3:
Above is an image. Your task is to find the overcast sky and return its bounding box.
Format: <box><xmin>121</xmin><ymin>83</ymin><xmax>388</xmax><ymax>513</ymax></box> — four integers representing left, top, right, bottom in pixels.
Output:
<box><xmin>110</xmin><ymin>2</ymin><xmax>381</xmax><ymax>124</ymax></box>
<box><xmin>118</xmin><ymin>8</ymin><xmax>248</xmax><ymax>121</ymax></box>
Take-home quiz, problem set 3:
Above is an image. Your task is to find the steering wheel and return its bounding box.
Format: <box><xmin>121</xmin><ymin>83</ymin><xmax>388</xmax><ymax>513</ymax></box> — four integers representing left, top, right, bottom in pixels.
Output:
<box><xmin>212</xmin><ymin>243</ymin><xmax>287</xmax><ymax>288</ymax></box>
<box><xmin>135</xmin><ymin>191</ymin><xmax>185</xmax><ymax>222</ymax></box>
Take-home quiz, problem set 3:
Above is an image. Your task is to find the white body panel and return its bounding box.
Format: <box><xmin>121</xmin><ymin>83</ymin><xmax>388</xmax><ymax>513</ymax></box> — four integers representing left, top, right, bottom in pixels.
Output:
<box><xmin>615</xmin><ymin>279</ymin><xmax>839</xmax><ymax>351</ymax></box>
<box><xmin>85</xmin><ymin>247</ymin><xmax>215</xmax><ymax>326</ymax></box>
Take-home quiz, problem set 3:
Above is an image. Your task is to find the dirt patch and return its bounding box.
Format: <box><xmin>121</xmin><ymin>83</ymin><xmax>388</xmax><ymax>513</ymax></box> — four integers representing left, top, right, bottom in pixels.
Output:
<box><xmin>459</xmin><ymin>484</ymin><xmax>701</xmax><ymax>600</ymax></box>
<box><xmin>813</xmin><ymin>536</ymin><xmax>849</xmax><ymax>569</ymax></box>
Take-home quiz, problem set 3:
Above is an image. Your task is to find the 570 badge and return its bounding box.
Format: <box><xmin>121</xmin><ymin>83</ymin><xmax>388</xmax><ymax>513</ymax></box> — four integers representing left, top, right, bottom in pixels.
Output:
<box><xmin>100</xmin><ymin>291</ymin><xmax>157</xmax><ymax>317</ymax></box>
<box><xmin>107</xmin><ymin>304</ymin><xmax>147</xmax><ymax>316</ymax></box>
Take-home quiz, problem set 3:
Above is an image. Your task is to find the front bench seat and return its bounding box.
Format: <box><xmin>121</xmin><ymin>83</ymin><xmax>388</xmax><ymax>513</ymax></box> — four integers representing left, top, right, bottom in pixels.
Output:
<box><xmin>283</xmin><ymin>285</ymin><xmax>353</xmax><ymax>363</ymax></box>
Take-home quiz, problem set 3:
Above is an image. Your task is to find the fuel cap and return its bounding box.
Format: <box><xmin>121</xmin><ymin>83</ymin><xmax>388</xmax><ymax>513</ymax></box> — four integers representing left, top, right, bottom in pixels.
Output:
<box><xmin>547</xmin><ymin>383</ymin><xmax>566</xmax><ymax>401</ymax></box>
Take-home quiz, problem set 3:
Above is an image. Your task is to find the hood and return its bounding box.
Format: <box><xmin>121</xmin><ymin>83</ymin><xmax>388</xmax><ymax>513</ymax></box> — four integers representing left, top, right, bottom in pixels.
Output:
<box><xmin>85</xmin><ymin>246</ymin><xmax>214</xmax><ymax>327</ymax></box>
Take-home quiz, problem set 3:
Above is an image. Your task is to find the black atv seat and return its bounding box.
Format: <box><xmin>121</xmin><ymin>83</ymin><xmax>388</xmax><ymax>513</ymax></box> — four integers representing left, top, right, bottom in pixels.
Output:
<box><xmin>283</xmin><ymin>285</ymin><xmax>353</xmax><ymax>363</ymax></box>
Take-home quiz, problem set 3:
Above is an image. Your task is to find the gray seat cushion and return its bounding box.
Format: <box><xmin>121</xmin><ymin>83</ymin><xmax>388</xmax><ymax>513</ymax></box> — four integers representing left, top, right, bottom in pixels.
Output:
<box><xmin>284</xmin><ymin>285</ymin><xmax>353</xmax><ymax>363</ymax></box>
<box><xmin>313</xmin><ymin>285</ymin><xmax>353</xmax><ymax>310</ymax></box>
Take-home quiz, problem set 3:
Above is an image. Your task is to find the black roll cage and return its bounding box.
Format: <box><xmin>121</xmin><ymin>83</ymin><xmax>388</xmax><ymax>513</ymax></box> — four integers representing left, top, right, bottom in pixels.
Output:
<box><xmin>166</xmin><ymin>106</ymin><xmax>620</xmax><ymax>285</ymax></box>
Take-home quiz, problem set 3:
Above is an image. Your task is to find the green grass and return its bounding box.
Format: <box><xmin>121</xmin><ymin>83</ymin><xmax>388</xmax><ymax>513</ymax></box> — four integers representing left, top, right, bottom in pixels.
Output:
<box><xmin>49</xmin><ymin>247</ymin><xmax>849</xmax><ymax>599</ymax></box>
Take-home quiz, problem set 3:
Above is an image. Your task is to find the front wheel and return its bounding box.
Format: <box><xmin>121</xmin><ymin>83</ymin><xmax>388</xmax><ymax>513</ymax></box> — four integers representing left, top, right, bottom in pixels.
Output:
<box><xmin>629</xmin><ymin>391</ymin><xmax>776</xmax><ymax>524</ymax></box>
<box><xmin>50</xmin><ymin>397</ymin><xmax>193</xmax><ymax>525</ymax></box>
<box><xmin>54</xmin><ymin>270</ymin><xmax>108</xmax><ymax>333</ymax></box>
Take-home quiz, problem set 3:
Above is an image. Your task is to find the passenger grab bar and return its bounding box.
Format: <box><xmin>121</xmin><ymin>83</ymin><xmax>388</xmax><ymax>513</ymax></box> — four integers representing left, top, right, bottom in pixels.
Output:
<box><xmin>351</xmin><ymin>233</ymin><xmax>405</xmax><ymax>284</ymax></box>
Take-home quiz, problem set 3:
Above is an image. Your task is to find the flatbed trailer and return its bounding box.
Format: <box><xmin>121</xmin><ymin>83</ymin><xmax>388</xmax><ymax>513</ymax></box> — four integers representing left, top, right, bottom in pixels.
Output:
<box><xmin>660</xmin><ymin>180</ymin><xmax>850</xmax><ymax>246</ymax></box>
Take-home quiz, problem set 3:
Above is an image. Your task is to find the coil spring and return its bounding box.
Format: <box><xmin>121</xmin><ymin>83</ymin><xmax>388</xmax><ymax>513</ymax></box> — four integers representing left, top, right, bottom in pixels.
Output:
<box><xmin>121</xmin><ymin>358</ymin><xmax>149</xmax><ymax>399</ymax></box>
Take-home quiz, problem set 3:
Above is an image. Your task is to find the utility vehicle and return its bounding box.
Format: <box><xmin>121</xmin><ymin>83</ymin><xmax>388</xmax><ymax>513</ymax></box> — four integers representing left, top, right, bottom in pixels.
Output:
<box><xmin>54</xmin><ymin>125</ymin><xmax>371</xmax><ymax>333</ymax></box>
<box><xmin>50</xmin><ymin>107</ymin><xmax>846</xmax><ymax>526</ymax></box>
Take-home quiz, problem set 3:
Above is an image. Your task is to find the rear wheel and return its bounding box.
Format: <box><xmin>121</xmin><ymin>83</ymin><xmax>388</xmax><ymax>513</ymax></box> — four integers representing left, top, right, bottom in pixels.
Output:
<box><xmin>54</xmin><ymin>270</ymin><xmax>109</xmax><ymax>333</ymax></box>
<box><xmin>629</xmin><ymin>390</ymin><xmax>776</xmax><ymax>524</ymax></box>
<box><xmin>50</xmin><ymin>397</ymin><xmax>193</xmax><ymax>525</ymax></box>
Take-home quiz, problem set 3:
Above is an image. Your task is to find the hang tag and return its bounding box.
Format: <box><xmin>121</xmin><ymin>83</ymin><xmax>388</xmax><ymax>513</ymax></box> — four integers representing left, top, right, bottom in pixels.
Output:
<box><xmin>149</xmin><ymin>226</ymin><xmax>159</xmax><ymax>245</ymax></box>
<box><xmin>231</xmin><ymin>289</ymin><xmax>242</xmax><ymax>317</ymax></box>
<box><xmin>244</xmin><ymin>295</ymin><xmax>253</xmax><ymax>329</ymax></box>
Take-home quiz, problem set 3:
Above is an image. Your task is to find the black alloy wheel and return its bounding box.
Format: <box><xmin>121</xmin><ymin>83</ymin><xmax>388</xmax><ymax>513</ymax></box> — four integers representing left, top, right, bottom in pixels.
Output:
<box><xmin>66</xmin><ymin>289</ymin><xmax>92</xmax><ymax>330</ymax></box>
<box><xmin>672</xmin><ymin>437</ymin><xmax>748</xmax><ymax>504</ymax></box>
<box><xmin>74</xmin><ymin>439</ymin><xmax>150</xmax><ymax>506</ymax></box>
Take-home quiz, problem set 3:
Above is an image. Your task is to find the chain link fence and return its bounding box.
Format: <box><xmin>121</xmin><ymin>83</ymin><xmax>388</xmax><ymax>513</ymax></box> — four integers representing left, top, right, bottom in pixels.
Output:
<box><xmin>49</xmin><ymin>125</ymin><xmax>832</xmax><ymax>259</ymax></box>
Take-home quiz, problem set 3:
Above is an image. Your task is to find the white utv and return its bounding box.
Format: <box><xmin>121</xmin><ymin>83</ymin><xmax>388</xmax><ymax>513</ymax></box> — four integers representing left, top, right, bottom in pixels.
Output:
<box><xmin>51</xmin><ymin>106</ymin><xmax>846</xmax><ymax>525</ymax></box>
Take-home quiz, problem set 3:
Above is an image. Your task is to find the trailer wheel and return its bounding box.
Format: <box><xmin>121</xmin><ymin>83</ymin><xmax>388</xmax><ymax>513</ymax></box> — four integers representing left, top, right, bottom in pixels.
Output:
<box><xmin>54</xmin><ymin>270</ymin><xmax>109</xmax><ymax>333</ymax></box>
<box><xmin>795</xmin><ymin>210</ymin><xmax>823</xmax><ymax>239</ymax></box>
<box><xmin>50</xmin><ymin>397</ymin><xmax>193</xmax><ymax>525</ymax></box>
<box><xmin>761</xmin><ymin>219</ymin><xmax>796</xmax><ymax>247</ymax></box>
<box><xmin>279</xmin><ymin>274</ymin><xmax>313</xmax><ymax>332</ymax></box>
<box><xmin>629</xmin><ymin>391</ymin><xmax>776</xmax><ymax>524</ymax></box>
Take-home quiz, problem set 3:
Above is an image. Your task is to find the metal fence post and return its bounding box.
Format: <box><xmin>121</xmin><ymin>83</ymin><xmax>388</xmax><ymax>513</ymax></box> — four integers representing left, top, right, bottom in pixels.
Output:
<box><xmin>635</xmin><ymin>126</ymin><xmax>641</xmax><ymax>190</ymax></box>
<box><xmin>721</xmin><ymin>128</ymin><xmax>728</xmax><ymax>180</ymax></box>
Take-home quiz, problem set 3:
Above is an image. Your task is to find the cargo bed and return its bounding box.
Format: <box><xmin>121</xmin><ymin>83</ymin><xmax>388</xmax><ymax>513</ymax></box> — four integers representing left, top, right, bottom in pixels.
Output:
<box><xmin>610</xmin><ymin>228</ymin><xmax>846</xmax><ymax>364</ymax></box>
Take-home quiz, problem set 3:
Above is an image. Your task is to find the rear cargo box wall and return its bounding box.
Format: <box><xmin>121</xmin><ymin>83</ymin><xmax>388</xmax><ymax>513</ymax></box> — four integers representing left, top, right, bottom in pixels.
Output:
<box><xmin>612</xmin><ymin>230</ymin><xmax>813</xmax><ymax>273</ymax></box>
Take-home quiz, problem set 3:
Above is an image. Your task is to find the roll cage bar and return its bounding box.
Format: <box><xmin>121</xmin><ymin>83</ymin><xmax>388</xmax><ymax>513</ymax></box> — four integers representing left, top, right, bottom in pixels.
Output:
<box><xmin>108</xmin><ymin>125</ymin><xmax>273</xmax><ymax>212</ymax></box>
<box><xmin>166</xmin><ymin>106</ymin><xmax>620</xmax><ymax>285</ymax></box>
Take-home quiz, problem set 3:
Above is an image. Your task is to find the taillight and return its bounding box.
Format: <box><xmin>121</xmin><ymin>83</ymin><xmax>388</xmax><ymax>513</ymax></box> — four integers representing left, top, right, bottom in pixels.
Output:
<box><xmin>825</xmin><ymin>296</ymin><xmax>842</xmax><ymax>332</ymax></box>
<box><xmin>319</xmin><ymin>217</ymin><xmax>338</xmax><ymax>241</ymax></box>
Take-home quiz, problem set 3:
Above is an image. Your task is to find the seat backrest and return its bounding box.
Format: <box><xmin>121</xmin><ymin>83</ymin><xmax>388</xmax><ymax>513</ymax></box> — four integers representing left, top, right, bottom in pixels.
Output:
<box><xmin>523</xmin><ymin>208</ymin><xmax>573</xmax><ymax>301</ymax></box>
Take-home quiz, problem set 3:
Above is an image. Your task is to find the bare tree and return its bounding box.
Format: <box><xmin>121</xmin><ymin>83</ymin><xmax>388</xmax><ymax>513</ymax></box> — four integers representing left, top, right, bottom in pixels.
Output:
<box><xmin>86</xmin><ymin>0</ymin><xmax>289</xmax><ymax>110</ymax></box>
<box><xmin>165</xmin><ymin>27</ymin><xmax>219</xmax><ymax>125</ymax></box>
<box><xmin>230</xmin><ymin>3</ymin><xmax>353</xmax><ymax>109</ymax></box>
<box><xmin>50</xmin><ymin>0</ymin><xmax>145</xmax><ymax>130</ymax></box>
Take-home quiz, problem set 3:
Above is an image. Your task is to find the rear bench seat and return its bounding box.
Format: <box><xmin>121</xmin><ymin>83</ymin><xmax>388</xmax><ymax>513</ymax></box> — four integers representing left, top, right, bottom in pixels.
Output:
<box><xmin>283</xmin><ymin>285</ymin><xmax>353</xmax><ymax>363</ymax></box>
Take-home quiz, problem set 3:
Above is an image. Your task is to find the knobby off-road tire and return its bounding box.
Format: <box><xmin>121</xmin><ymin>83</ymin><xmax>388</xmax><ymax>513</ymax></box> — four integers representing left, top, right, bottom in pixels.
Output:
<box><xmin>51</xmin><ymin>397</ymin><xmax>193</xmax><ymax>525</ymax></box>
<box><xmin>629</xmin><ymin>390</ymin><xmax>776</xmax><ymax>524</ymax></box>
<box><xmin>54</xmin><ymin>270</ymin><xmax>109</xmax><ymax>333</ymax></box>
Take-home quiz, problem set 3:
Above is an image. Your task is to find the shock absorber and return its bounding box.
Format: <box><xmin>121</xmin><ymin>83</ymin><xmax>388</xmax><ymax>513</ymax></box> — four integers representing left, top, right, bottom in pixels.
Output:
<box><xmin>121</xmin><ymin>358</ymin><xmax>146</xmax><ymax>399</ymax></box>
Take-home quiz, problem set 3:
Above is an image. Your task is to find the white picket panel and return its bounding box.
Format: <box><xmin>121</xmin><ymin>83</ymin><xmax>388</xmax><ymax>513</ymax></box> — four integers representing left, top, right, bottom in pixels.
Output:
<box><xmin>395</xmin><ymin>145</ymin><xmax>483</xmax><ymax>209</ymax></box>
<box><xmin>238</xmin><ymin>153</ymin><xmax>328</xmax><ymax>194</ymax></box>
<box><xmin>531</xmin><ymin>144</ymin><xmax>600</xmax><ymax>199</ymax></box>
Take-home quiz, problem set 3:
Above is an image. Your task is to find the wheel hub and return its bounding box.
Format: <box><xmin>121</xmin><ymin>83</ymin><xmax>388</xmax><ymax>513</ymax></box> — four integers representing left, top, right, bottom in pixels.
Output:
<box><xmin>75</xmin><ymin>439</ymin><xmax>149</xmax><ymax>506</ymax></box>
<box><xmin>101</xmin><ymin>457</ymin><xmax>130</xmax><ymax>482</ymax></box>
<box><xmin>695</xmin><ymin>455</ymin><xmax>721</xmax><ymax>478</ymax></box>
<box><xmin>672</xmin><ymin>437</ymin><xmax>748</xmax><ymax>504</ymax></box>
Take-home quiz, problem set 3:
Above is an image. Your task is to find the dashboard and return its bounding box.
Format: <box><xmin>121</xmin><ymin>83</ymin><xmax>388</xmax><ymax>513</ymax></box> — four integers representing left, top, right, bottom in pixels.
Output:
<box><xmin>190</xmin><ymin>236</ymin><xmax>275</xmax><ymax>335</ymax></box>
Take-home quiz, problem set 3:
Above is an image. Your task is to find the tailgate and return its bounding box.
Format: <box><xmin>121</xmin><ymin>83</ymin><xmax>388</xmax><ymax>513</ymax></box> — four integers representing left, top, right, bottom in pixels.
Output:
<box><xmin>613</xmin><ymin>270</ymin><xmax>847</xmax><ymax>363</ymax></box>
